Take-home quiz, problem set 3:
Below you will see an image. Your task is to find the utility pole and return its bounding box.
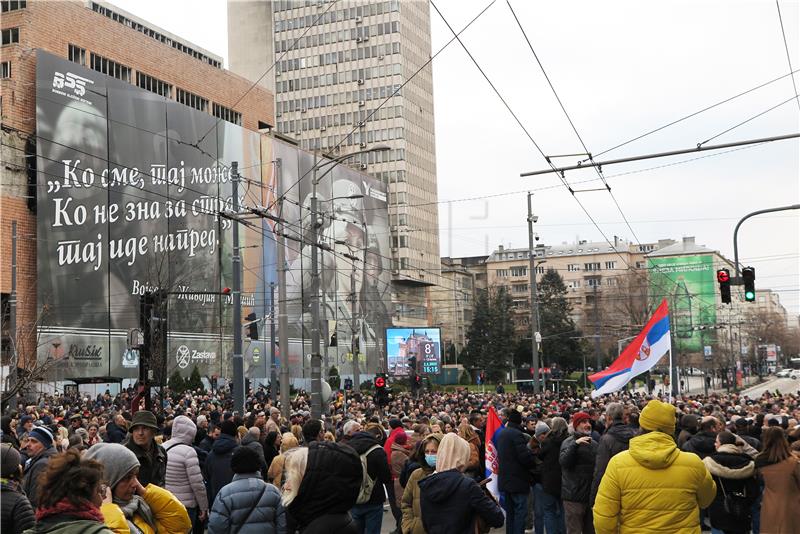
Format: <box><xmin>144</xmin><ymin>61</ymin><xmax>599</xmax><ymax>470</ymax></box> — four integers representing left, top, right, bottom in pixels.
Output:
<box><xmin>526</xmin><ymin>193</ymin><xmax>540</xmax><ymax>393</ymax></box>
<box><xmin>231</xmin><ymin>162</ymin><xmax>245</xmax><ymax>416</ymax></box>
<box><xmin>269</xmin><ymin>282</ymin><xmax>277</xmax><ymax>404</ymax></box>
<box><xmin>351</xmin><ymin>262</ymin><xmax>360</xmax><ymax>392</ymax></box>
<box><xmin>593</xmin><ymin>284</ymin><xmax>601</xmax><ymax>373</ymax></box>
<box><xmin>309</xmin><ymin>152</ymin><xmax>323</xmax><ymax>420</ymax></box>
<box><xmin>8</xmin><ymin>222</ymin><xmax>18</xmax><ymax>410</ymax></box>
<box><xmin>276</xmin><ymin>159</ymin><xmax>291</xmax><ymax>420</ymax></box>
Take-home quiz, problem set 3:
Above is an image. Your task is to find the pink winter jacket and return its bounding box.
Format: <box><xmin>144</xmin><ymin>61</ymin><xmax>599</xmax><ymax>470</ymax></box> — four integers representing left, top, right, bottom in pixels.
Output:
<box><xmin>162</xmin><ymin>415</ymin><xmax>209</xmax><ymax>512</ymax></box>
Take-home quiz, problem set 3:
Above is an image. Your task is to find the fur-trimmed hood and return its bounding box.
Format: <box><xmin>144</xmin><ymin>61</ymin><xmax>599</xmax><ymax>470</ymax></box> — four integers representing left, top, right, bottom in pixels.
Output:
<box><xmin>702</xmin><ymin>445</ymin><xmax>755</xmax><ymax>479</ymax></box>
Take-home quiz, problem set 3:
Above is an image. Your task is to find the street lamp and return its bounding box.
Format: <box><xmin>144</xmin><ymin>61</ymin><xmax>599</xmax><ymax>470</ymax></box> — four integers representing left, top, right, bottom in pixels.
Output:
<box><xmin>309</xmin><ymin>145</ymin><xmax>390</xmax><ymax>419</ymax></box>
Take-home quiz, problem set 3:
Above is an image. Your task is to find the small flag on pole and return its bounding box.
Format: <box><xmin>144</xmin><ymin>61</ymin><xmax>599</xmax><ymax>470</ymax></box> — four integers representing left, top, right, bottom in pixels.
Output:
<box><xmin>484</xmin><ymin>406</ymin><xmax>503</xmax><ymax>503</ymax></box>
<box><xmin>589</xmin><ymin>299</ymin><xmax>671</xmax><ymax>398</ymax></box>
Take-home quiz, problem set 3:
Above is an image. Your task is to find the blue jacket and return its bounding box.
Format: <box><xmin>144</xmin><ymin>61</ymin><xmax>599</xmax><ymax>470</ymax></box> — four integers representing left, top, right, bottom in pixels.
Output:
<box><xmin>208</xmin><ymin>473</ymin><xmax>286</xmax><ymax>534</ymax></box>
<box><xmin>496</xmin><ymin>422</ymin><xmax>538</xmax><ymax>494</ymax></box>
<box><xmin>418</xmin><ymin>469</ymin><xmax>504</xmax><ymax>534</ymax></box>
<box><xmin>204</xmin><ymin>434</ymin><xmax>239</xmax><ymax>506</ymax></box>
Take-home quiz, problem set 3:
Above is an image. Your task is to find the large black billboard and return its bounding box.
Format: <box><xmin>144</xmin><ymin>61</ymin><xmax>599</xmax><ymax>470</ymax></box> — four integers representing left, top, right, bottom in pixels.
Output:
<box><xmin>35</xmin><ymin>51</ymin><xmax>392</xmax><ymax>384</ymax></box>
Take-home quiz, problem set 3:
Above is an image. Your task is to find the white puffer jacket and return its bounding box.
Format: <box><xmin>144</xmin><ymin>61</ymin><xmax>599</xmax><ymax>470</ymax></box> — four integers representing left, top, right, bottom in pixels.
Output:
<box><xmin>163</xmin><ymin>415</ymin><xmax>209</xmax><ymax>511</ymax></box>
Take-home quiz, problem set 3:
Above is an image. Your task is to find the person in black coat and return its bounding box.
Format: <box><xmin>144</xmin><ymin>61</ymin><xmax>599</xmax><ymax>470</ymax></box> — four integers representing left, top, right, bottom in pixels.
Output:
<box><xmin>285</xmin><ymin>441</ymin><xmax>362</xmax><ymax>534</ymax></box>
<box><xmin>105</xmin><ymin>414</ymin><xmax>128</xmax><ymax>444</ymax></box>
<box><xmin>682</xmin><ymin>416</ymin><xmax>719</xmax><ymax>459</ymax></box>
<box><xmin>701</xmin><ymin>431</ymin><xmax>759</xmax><ymax>534</ymax></box>
<box><xmin>418</xmin><ymin>433</ymin><xmax>504</xmax><ymax>534</ymax></box>
<box><xmin>347</xmin><ymin>429</ymin><xmax>398</xmax><ymax>534</ymax></box>
<box><xmin>559</xmin><ymin>412</ymin><xmax>598</xmax><ymax>534</ymax></box>
<box><xmin>589</xmin><ymin>403</ymin><xmax>637</xmax><ymax>506</ymax></box>
<box><xmin>204</xmin><ymin>421</ymin><xmax>240</xmax><ymax>507</ymax></box>
<box><xmin>1</xmin><ymin>416</ymin><xmax>20</xmax><ymax>449</ymax></box>
<box><xmin>1</xmin><ymin>443</ymin><xmax>35</xmax><ymax>534</ymax></box>
<box><xmin>496</xmin><ymin>408</ymin><xmax>538</xmax><ymax>534</ymax></box>
<box><xmin>535</xmin><ymin>417</ymin><xmax>568</xmax><ymax>534</ymax></box>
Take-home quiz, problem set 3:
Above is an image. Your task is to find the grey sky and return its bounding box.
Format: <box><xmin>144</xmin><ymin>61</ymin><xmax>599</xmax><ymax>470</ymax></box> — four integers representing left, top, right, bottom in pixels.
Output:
<box><xmin>113</xmin><ymin>0</ymin><xmax>799</xmax><ymax>315</ymax></box>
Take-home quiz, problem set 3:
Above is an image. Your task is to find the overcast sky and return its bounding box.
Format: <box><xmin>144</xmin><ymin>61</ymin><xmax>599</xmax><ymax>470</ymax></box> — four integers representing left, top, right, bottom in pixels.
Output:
<box><xmin>113</xmin><ymin>0</ymin><xmax>799</xmax><ymax>315</ymax></box>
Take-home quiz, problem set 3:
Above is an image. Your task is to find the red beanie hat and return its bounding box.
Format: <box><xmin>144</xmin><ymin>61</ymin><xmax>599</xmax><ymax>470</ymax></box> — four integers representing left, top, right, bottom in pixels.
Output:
<box><xmin>572</xmin><ymin>411</ymin><xmax>591</xmax><ymax>429</ymax></box>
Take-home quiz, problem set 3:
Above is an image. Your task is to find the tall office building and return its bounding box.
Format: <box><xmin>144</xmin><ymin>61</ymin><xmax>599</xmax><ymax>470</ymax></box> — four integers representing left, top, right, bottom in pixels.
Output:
<box><xmin>228</xmin><ymin>0</ymin><xmax>441</xmax><ymax>325</ymax></box>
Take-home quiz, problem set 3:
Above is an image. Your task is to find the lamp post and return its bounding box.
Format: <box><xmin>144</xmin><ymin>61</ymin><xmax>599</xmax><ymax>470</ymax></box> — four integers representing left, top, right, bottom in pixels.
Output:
<box><xmin>309</xmin><ymin>145</ymin><xmax>390</xmax><ymax>419</ymax></box>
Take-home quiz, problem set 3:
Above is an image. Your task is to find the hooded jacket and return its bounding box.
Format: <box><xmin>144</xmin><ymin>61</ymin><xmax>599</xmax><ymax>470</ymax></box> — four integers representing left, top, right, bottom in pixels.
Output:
<box><xmin>593</xmin><ymin>431</ymin><xmax>717</xmax><ymax>534</ymax></box>
<box><xmin>162</xmin><ymin>415</ymin><xmax>208</xmax><ymax>511</ymax></box>
<box><xmin>241</xmin><ymin>432</ymin><xmax>268</xmax><ymax>478</ymax></box>
<box><xmin>101</xmin><ymin>483</ymin><xmax>192</xmax><ymax>534</ymax></box>
<box><xmin>21</xmin><ymin>518</ymin><xmax>111</xmax><ymax>534</ymax></box>
<box><xmin>207</xmin><ymin>473</ymin><xmax>286</xmax><ymax>534</ymax></box>
<box><xmin>559</xmin><ymin>432</ymin><xmax>598</xmax><ymax>503</ymax></box>
<box><xmin>681</xmin><ymin>430</ymin><xmax>717</xmax><ymax>459</ymax></box>
<box><xmin>702</xmin><ymin>445</ymin><xmax>758</xmax><ymax>533</ymax></box>
<box><xmin>2</xmin><ymin>479</ymin><xmax>35</xmax><ymax>534</ymax></box>
<box><xmin>347</xmin><ymin>432</ymin><xmax>393</xmax><ymax>506</ymax></box>
<box><xmin>287</xmin><ymin>441</ymin><xmax>361</xmax><ymax>533</ymax></box>
<box><xmin>204</xmin><ymin>433</ymin><xmax>240</xmax><ymax>506</ymax></box>
<box><xmin>418</xmin><ymin>469</ymin><xmax>504</xmax><ymax>534</ymax></box>
<box><xmin>590</xmin><ymin>422</ymin><xmax>637</xmax><ymax>505</ymax></box>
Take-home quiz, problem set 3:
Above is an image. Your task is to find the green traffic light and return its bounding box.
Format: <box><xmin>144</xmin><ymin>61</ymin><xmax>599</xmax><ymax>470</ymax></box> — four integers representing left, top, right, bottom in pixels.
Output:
<box><xmin>745</xmin><ymin>291</ymin><xmax>755</xmax><ymax>301</ymax></box>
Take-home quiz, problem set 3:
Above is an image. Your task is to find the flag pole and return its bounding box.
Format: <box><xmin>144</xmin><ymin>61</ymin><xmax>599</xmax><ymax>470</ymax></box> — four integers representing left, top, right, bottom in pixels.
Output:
<box><xmin>668</xmin><ymin>347</ymin><xmax>673</xmax><ymax>404</ymax></box>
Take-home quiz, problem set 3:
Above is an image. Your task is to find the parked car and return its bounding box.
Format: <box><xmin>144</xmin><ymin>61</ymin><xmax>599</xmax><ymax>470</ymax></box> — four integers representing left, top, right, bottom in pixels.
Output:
<box><xmin>790</xmin><ymin>370</ymin><xmax>800</xmax><ymax>379</ymax></box>
<box><xmin>777</xmin><ymin>369</ymin><xmax>792</xmax><ymax>378</ymax></box>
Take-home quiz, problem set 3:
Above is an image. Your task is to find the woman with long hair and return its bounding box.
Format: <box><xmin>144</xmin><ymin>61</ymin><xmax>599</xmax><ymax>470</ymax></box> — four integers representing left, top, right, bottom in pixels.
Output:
<box><xmin>755</xmin><ymin>427</ymin><xmax>800</xmax><ymax>534</ymax></box>
<box><xmin>417</xmin><ymin>433</ymin><xmax>504</xmax><ymax>534</ymax></box>
<box><xmin>24</xmin><ymin>449</ymin><xmax>113</xmax><ymax>534</ymax></box>
<box><xmin>268</xmin><ymin>432</ymin><xmax>299</xmax><ymax>486</ymax></box>
<box><xmin>456</xmin><ymin>423</ymin><xmax>481</xmax><ymax>479</ymax></box>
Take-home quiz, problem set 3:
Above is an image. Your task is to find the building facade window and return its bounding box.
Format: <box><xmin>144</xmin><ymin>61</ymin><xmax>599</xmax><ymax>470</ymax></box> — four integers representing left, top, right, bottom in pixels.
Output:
<box><xmin>496</xmin><ymin>269</ymin><xmax>509</xmax><ymax>278</ymax></box>
<box><xmin>587</xmin><ymin>278</ymin><xmax>601</xmax><ymax>288</ymax></box>
<box><xmin>536</xmin><ymin>266</ymin><xmax>546</xmax><ymax>274</ymax></box>
<box><xmin>584</xmin><ymin>262</ymin><xmax>601</xmax><ymax>271</ymax></box>
<box><xmin>512</xmin><ymin>284</ymin><xmax>528</xmax><ymax>293</ymax></box>
<box><xmin>136</xmin><ymin>72</ymin><xmax>172</xmax><ymax>98</ymax></box>
<box><xmin>176</xmin><ymin>88</ymin><xmax>208</xmax><ymax>112</ymax></box>
<box><xmin>212</xmin><ymin>103</ymin><xmax>242</xmax><ymax>126</ymax></box>
<box><xmin>90</xmin><ymin>53</ymin><xmax>131</xmax><ymax>82</ymax></box>
<box><xmin>510</xmin><ymin>266</ymin><xmax>527</xmax><ymax>277</ymax></box>
<box><xmin>68</xmin><ymin>44</ymin><xmax>86</xmax><ymax>66</ymax></box>
<box><xmin>0</xmin><ymin>61</ymin><xmax>9</xmax><ymax>78</ymax></box>
<box><xmin>567</xmin><ymin>264</ymin><xmax>580</xmax><ymax>272</ymax></box>
<box><xmin>1</xmin><ymin>28</ymin><xmax>19</xmax><ymax>45</ymax></box>
<box><xmin>1</xmin><ymin>1</ymin><xmax>26</xmax><ymax>12</ymax></box>
<box><xmin>605</xmin><ymin>261</ymin><xmax>616</xmax><ymax>270</ymax></box>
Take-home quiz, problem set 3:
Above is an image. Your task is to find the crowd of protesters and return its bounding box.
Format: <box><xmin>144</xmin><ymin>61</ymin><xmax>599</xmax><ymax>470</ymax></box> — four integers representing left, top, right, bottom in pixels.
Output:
<box><xmin>1</xmin><ymin>380</ymin><xmax>799</xmax><ymax>534</ymax></box>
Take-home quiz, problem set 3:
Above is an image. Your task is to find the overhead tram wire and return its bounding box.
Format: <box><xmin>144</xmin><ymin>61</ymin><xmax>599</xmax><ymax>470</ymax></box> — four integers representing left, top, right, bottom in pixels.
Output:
<box><xmin>273</xmin><ymin>0</ymin><xmax>497</xmax><ymax>206</ymax></box>
<box><xmin>775</xmin><ymin>0</ymin><xmax>800</xmax><ymax>113</ymax></box>
<box><xmin>506</xmin><ymin>0</ymin><xmax>644</xmax><ymax>246</ymax></box>
<box><xmin>429</xmin><ymin>0</ymin><xmax>640</xmax><ymax>272</ymax></box>
<box><xmin>578</xmin><ymin>68</ymin><xmax>800</xmax><ymax>164</ymax></box>
<box><xmin>696</xmin><ymin>94</ymin><xmax>800</xmax><ymax>147</ymax></box>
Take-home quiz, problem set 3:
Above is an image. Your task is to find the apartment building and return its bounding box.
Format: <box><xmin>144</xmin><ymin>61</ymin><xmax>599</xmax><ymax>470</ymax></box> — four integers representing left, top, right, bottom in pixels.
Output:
<box><xmin>430</xmin><ymin>258</ymin><xmax>476</xmax><ymax>358</ymax></box>
<box><xmin>228</xmin><ymin>0</ymin><xmax>441</xmax><ymax>325</ymax></box>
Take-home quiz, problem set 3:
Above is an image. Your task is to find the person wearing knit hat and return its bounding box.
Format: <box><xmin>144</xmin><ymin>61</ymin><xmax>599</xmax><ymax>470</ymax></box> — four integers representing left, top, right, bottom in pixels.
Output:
<box><xmin>0</xmin><ymin>443</ymin><xmax>35</xmax><ymax>533</ymax></box>
<box><xmin>594</xmin><ymin>400</ymin><xmax>716</xmax><ymax>533</ymax></box>
<box><xmin>86</xmin><ymin>443</ymin><xmax>191</xmax><ymax>534</ymax></box>
<box><xmin>560</xmin><ymin>410</ymin><xmax>598</xmax><ymax>533</ymax></box>
<box><xmin>21</xmin><ymin>425</ymin><xmax>57</xmax><ymax>509</ymax></box>
<box><xmin>534</xmin><ymin>421</ymin><xmax>550</xmax><ymax>440</ymax></box>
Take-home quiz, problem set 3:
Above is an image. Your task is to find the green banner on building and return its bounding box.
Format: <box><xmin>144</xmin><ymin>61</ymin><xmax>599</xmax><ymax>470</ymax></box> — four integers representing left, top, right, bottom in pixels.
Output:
<box><xmin>648</xmin><ymin>255</ymin><xmax>716</xmax><ymax>353</ymax></box>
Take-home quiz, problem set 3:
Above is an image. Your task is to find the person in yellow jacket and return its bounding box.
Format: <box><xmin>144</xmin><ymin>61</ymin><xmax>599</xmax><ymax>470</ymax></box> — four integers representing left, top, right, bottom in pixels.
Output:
<box><xmin>86</xmin><ymin>442</ymin><xmax>192</xmax><ymax>534</ymax></box>
<box><xmin>593</xmin><ymin>399</ymin><xmax>716</xmax><ymax>534</ymax></box>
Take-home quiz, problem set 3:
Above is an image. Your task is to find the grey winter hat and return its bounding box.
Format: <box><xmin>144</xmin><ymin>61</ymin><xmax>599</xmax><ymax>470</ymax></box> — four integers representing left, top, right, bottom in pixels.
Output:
<box><xmin>534</xmin><ymin>421</ymin><xmax>550</xmax><ymax>438</ymax></box>
<box><xmin>85</xmin><ymin>443</ymin><xmax>140</xmax><ymax>489</ymax></box>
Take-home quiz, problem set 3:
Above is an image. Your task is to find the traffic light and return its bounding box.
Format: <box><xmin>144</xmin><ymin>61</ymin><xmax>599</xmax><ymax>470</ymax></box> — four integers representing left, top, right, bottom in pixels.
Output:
<box><xmin>244</xmin><ymin>312</ymin><xmax>258</xmax><ymax>340</ymax></box>
<box><xmin>716</xmin><ymin>268</ymin><xmax>731</xmax><ymax>304</ymax></box>
<box><xmin>344</xmin><ymin>378</ymin><xmax>353</xmax><ymax>391</ymax></box>
<box><xmin>742</xmin><ymin>267</ymin><xmax>756</xmax><ymax>302</ymax></box>
<box><xmin>374</xmin><ymin>373</ymin><xmax>386</xmax><ymax>390</ymax></box>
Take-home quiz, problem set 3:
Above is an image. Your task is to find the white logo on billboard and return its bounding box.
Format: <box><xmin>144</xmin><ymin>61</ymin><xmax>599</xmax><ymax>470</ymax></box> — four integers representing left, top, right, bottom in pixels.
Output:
<box><xmin>176</xmin><ymin>345</ymin><xmax>191</xmax><ymax>369</ymax></box>
<box><xmin>362</xmin><ymin>180</ymin><xmax>387</xmax><ymax>202</ymax></box>
<box><xmin>52</xmin><ymin>71</ymin><xmax>94</xmax><ymax>97</ymax></box>
<box><xmin>122</xmin><ymin>349</ymin><xmax>140</xmax><ymax>369</ymax></box>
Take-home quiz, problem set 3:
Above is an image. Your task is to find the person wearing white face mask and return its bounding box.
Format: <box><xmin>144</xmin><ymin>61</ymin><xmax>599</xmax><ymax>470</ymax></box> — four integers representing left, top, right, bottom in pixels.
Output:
<box><xmin>401</xmin><ymin>434</ymin><xmax>442</xmax><ymax>534</ymax></box>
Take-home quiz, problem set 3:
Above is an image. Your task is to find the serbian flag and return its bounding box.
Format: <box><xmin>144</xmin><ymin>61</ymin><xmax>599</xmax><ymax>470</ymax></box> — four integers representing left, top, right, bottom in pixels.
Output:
<box><xmin>484</xmin><ymin>406</ymin><xmax>503</xmax><ymax>503</ymax></box>
<box><xmin>589</xmin><ymin>299</ymin><xmax>671</xmax><ymax>398</ymax></box>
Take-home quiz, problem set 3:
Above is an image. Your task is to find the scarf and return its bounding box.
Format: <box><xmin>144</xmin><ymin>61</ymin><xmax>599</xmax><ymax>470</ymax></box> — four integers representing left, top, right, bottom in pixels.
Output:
<box><xmin>114</xmin><ymin>494</ymin><xmax>157</xmax><ymax>534</ymax></box>
<box><xmin>35</xmin><ymin>498</ymin><xmax>104</xmax><ymax>523</ymax></box>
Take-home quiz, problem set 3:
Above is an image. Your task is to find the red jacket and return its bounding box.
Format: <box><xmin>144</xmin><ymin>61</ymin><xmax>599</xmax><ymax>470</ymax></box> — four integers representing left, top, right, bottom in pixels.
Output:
<box><xmin>384</xmin><ymin>427</ymin><xmax>406</xmax><ymax>471</ymax></box>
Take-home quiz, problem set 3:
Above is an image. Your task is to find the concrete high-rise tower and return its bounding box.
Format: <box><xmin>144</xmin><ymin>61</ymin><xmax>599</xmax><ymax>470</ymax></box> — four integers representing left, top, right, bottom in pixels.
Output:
<box><xmin>229</xmin><ymin>0</ymin><xmax>441</xmax><ymax>325</ymax></box>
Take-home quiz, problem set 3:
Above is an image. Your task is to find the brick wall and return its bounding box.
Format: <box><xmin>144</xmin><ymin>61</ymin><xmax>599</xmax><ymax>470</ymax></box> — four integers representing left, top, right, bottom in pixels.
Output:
<box><xmin>0</xmin><ymin>0</ymin><xmax>274</xmax><ymax>365</ymax></box>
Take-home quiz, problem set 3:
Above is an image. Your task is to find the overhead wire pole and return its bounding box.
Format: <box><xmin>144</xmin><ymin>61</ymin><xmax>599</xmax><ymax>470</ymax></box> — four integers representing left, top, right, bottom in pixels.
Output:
<box><xmin>276</xmin><ymin>159</ymin><xmax>291</xmax><ymax>420</ymax></box>
<box><xmin>231</xmin><ymin>162</ymin><xmax>245</xmax><ymax>416</ymax></box>
<box><xmin>527</xmin><ymin>193</ymin><xmax>540</xmax><ymax>393</ymax></box>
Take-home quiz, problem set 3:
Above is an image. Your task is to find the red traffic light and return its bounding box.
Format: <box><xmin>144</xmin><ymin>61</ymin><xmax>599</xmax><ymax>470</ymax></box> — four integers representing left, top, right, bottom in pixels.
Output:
<box><xmin>222</xmin><ymin>287</ymin><xmax>232</xmax><ymax>295</ymax></box>
<box><xmin>716</xmin><ymin>269</ymin><xmax>730</xmax><ymax>283</ymax></box>
<box><xmin>374</xmin><ymin>376</ymin><xmax>386</xmax><ymax>389</ymax></box>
